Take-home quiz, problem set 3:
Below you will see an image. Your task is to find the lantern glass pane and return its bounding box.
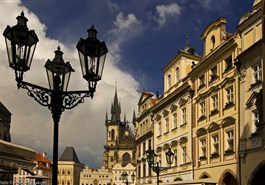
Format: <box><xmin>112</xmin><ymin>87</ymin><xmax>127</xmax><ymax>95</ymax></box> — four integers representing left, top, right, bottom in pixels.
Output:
<box><xmin>5</xmin><ymin>38</ymin><xmax>13</xmax><ymax>66</ymax></box>
<box><xmin>97</xmin><ymin>53</ymin><xmax>106</xmax><ymax>78</ymax></box>
<box><xmin>26</xmin><ymin>43</ymin><xmax>37</xmax><ymax>70</ymax></box>
<box><xmin>63</xmin><ymin>71</ymin><xmax>71</xmax><ymax>91</ymax></box>
<box><xmin>46</xmin><ymin>69</ymin><xmax>54</xmax><ymax>90</ymax></box>
<box><xmin>78</xmin><ymin>50</ymin><xmax>87</xmax><ymax>77</ymax></box>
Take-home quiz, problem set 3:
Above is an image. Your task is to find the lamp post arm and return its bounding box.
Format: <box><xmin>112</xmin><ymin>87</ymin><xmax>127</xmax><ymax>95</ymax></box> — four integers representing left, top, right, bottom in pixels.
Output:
<box><xmin>18</xmin><ymin>80</ymin><xmax>95</xmax><ymax>111</ymax></box>
<box><xmin>19</xmin><ymin>80</ymin><xmax>52</xmax><ymax>107</ymax></box>
<box><xmin>62</xmin><ymin>90</ymin><xmax>94</xmax><ymax>110</ymax></box>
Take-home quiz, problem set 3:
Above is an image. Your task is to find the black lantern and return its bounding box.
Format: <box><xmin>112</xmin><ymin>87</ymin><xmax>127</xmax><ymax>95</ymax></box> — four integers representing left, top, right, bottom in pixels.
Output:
<box><xmin>146</xmin><ymin>146</ymin><xmax>156</xmax><ymax>165</ymax></box>
<box><xmin>165</xmin><ymin>148</ymin><xmax>174</xmax><ymax>166</ymax></box>
<box><xmin>76</xmin><ymin>25</ymin><xmax>108</xmax><ymax>90</ymax></box>
<box><xmin>45</xmin><ymin>46</ymin><xmax>74</xmax><ymax>91</ymax></box>
<box><xmin>131</xmin><ymin>172</ymin><xmax>135</xmax><ymax>182</ymax></box>
<box><xmin>121</xmin><ymin>171</ymin><xmax>128</xmax><ymax>182</ymax></box>
<box><xmin>3</xmin><ymin>11</ymin><xmax>38</xmax><ymax>76</ymax></box>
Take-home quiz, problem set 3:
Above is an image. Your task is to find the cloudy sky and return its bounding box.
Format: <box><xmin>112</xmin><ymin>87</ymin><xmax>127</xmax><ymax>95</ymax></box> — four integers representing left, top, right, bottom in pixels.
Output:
<box><xmin>0</xmin><ymin>0</ymin><xmax>254</xmax><ymax>168</ymax></box>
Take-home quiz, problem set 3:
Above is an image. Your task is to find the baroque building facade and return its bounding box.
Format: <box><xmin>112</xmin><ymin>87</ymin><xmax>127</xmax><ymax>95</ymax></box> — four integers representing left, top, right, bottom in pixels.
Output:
<box><xmin>134</xmin><ymin>0</ymin><xmax>264</xmax><ymax>184</ymax></box>
<box><xmin>58</xmin><ymin>146</ymin><xmax>85</xmax><ymax>185</ymax></box>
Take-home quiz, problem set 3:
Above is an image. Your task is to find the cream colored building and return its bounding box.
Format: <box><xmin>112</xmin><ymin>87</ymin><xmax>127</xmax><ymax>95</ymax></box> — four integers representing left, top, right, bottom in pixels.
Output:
<box><xmin>151</xmin><ymin>44</ymin><xmax>201</xmax><ymax>183</ymax></box>
<box><xmin>135</xmin><ymin>91</ymin><xmax>157</xmax><ymax>184</ymax></box>
<box><xmin>236</xmin><ymin>0</ymin><xmax>265</xmax><ymax>184</ymax></box>
<box><xmin>58</xmin><ymin>146</ymin><xmax>84</xmax><ymax>185</ymax></box>
<box><xmin>80</xmin><ymin>166</ymin><xmax>112</xmax><ymax>185</ymax></box>
<box><xmin>133</xmin><ymin>0</ymin><xmax>264</xmax><ymax>185</ymax></box>
<box><xmin>189</xmin><ymin>16</ymin><xmax>240</xmax><ymax>184</ymax></box>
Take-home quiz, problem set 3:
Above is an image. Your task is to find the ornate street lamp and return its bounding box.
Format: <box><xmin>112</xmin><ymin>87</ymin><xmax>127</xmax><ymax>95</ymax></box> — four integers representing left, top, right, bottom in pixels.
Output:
<box><xmin>3</xmin><ymin>11</ymin><xmax>38</xmax><ymax>83</ymax></box>
<box><xmin>76</xmin><ymin>24</ymin><xmax>107</xmax><ymax>90</ymax></box>
<box><xmin>3</xmin><ymin>12</ymin><xmax>108</xmax><ymax>185</ymax></box>
<box><xmin>146</xmin><ymin>147</ymin><xmax>174</xmax><ymax>185</ymax></box>
<box><xmin>165</xmin><ymin>147</ymin><xmax>174</xmax><ymax>167</ymax></box>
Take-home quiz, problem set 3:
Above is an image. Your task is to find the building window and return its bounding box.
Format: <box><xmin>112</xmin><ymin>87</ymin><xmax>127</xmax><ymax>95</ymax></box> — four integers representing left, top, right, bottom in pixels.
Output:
<box><xmin>182</xmin><ymin>146</ymin><xmax>187</xmax><ymax>164</ymax></box>
<box><xmin>226</xmin><ymin>130</ymin><xmax>234</xmax><ymax>151</ymax></box>
<box><xmin>252</xmin><ymin>62</ymin><xmax>262</xmax><ymax>84</ymax></box>
<box><xmin>211</xmin><ymin>35</ymin><xmax>215</xmax><ymax>49</ymax></box>
<box><xmin>199</xmin><ymin>101</ymin><xmax>206</xmax><ymax>119</ymax></box>
<box><xmin>251</xmin><ymin>109</ymin><xmax>259</xmax><ymax>134</ymax></box>
<box><xmin>174</xmin><ymin>149</ymin><xmax>177</xmax><ymax>166</ymax></box>
<box><xmin>173</xmin><ymin>113</ymin><xmax>177</xmax><ymax>128</ymax></box>
<box><xmin>158</xmin><ymin>122</ymin><xmax>162</xmax><ymax>136</ymax></box>
<box><xmin>200</xmin><ymin>139</ymin><xmax>206</xmax><ymax>158</ymax></box>
<box><xmin>143</xmin><ymin>142</ymin><xmax>146</xmax><ymax>155</ymax></box>
<box><xmin>210</xmin><ymin>66</ymin><xmax>218</xmax><ymax>81</ymax></box>
<box><xmin>211</xmin><ymin>95</ymin><xmax>218</xmax><ymax>115</ymax></box>
<box><xmin>111</xmin><ymin>129</ymin><xmax>115</xmax><ymax>140</ymax></box>
<box><xmin>176</xmin><ymin>67</ymin><xmax>180</xmax><ymax>82</ymax></box>
<box><xmin>182</xmin><ymin>108</ymin><xmax>187</xmax><ymax>124</ymax></box>
<box><xmin>226</xmin><ymin>86</ymin><xmax>234</xmax><ymax>106</ymax></box>
<box><xmin>212</xmin><ymin>135</ymin><xmax>219</xmax><ymax>154</ymax></box>
<box><xmin>199</xmin><ymin>74</ymin><xmax>205</xmax><ymax>88</ymax></box>
<box><xmin>165</xmin><ymin>118</ymin><xmax>169</xmax><ymax>133</ymax></box>
<box><xmin>168</xmin><ymin>74</ymin><xmax>172</xmax><ymax>89</ymax></box>
<box><xmin>225</xmin><ymin>55</ymin><xmax>233</xmax><ymax>71</ymax></box>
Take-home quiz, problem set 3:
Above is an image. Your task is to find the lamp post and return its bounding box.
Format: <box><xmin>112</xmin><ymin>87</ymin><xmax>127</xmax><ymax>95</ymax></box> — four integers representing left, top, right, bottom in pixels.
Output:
<box><xmin>146</xmin><ymin>147</ymin><xmax>174</xmax><ymax>185</ymax></box>
<box><xmin>3</xmin><ymin>12</ymin><xmax>108</xmax><ymax>185</ymax></box>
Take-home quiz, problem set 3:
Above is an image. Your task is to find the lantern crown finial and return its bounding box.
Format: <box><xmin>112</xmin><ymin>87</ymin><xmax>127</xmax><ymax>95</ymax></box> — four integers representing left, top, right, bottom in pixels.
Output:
<box><xmin>87</xmin><ymin>24</ymin><xmax>98</xmax><ymax>39</ymax></box>
<box><xmin>54</xmin><ymin>46</ymin><xmax>64</xmax><ymax>61</ymax></box>
<box><xmin>16</xmin><ymin>11</ymin><xmax>28</xmax><ymax>28</ymax></box>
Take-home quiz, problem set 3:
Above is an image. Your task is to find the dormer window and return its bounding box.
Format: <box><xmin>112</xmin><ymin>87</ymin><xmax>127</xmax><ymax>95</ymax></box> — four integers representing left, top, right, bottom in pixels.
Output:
<box><xmin>176</xmin><ymin>67</ymin><xmax>180</xmax><ymax>82</ymax></box>
<box><xmin>211</xmin><ymin>35</ymin><xmax>215</xmax><ymax>50</ymax></box>
<box><xmin>168</xmin><ymin>74</ymin><xmax>172</xmax><ymax>89</ymax></box>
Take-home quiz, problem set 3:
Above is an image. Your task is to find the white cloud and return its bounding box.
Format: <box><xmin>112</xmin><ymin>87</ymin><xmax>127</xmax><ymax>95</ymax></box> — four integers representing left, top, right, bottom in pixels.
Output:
<box><xmin>153</xmin><ymin>3</ymin><xmax>182</xmax><ymax>26</ymax></box>
<box><xmin>0</xmin><ymin>1</ymin><xmax>140</xmax><ymax>168</ymax></box>
<box><xmin>107</xmin><ymin>12</ymin><xmax>142</xmax><ymax>66</ymax></box>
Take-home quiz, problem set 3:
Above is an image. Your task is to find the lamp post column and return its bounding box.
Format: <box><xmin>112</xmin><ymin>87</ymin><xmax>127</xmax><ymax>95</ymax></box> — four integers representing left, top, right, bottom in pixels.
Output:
<box><xmin>51</xmin><ymin>87</ymin><xmax>63</xmax><ymax>185</ymax></box>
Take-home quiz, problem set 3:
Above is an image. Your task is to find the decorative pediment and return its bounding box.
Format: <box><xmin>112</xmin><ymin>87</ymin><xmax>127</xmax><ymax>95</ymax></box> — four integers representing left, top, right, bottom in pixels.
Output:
<box><xmin>162</xmin><ymin>110</ymin><xmax>169</xmax><ymax>117</ymax></box>
<box><xmin>179</xmin><ymin>136</ymin><xmax>188</xmax><ymax>144</ymax></box>
<box><xmin>196</xmin><ymin>127</ymin><xmax>207</xmax><ymax>137</ymax></box>
<box><xmin>163</xmin><ymin>143</ymin><xmax>170</xmax><ymax>150</ymax></box>
<box><xmin>138</xmin><ymin>92</ymin><xmax>153</xmax><ymax>106</ymax></box>
<box><xmin>179</xmin><ymin>98</ymin><xmax>188</xmax><ymax>107</ymax></box>
<box><xmin>246</xmin><ymin>91</ymin><xmax>258</xmax><ymax>108</ymax></box>
<box><xmin>207</xmin><ymin>85</ymin><xmax>219</xmax><ymax>96</ymax></box>
<box><xmin>195</xmin><ymin>93</ymin><xmax>207</xmax><ymax>103</ymax></box>
<box><xmin>221</xmin><ymin>116</ymin><xmax>236</xmax><ymax>127</ymax></box>
<box><xmin>207</xmin><ymin>122</ymin><xmax>220</xmax><ymax>132</ymax></box>
<box><xmin>155</xmin><ymin>114</ymin><xmax>162</xmax><ymax>121</ymax></box>
<box><xmin>220</xmin><ymin>77</ymin><xmax>235</xmax><ymax>88</ymax></box>
<box><xmin>170</xmin><ymin>104</ymin><xmax>178</xmax><ymax>112</ymax></box>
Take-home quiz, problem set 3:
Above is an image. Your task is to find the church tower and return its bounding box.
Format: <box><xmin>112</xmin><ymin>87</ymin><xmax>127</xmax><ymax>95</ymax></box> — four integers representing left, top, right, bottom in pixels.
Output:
<box><xmin>103</xmin><ymin>88</ymin><xmax>135</xmax><ymax>169</ymax></box>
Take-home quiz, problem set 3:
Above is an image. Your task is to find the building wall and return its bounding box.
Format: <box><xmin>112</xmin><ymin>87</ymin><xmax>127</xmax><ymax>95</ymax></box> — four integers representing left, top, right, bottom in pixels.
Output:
<box><xmin>237</xmin><ymin>1</ymin><xmax>264</xmax><ymax>184</ymax></box>
<box><xmin>58</xmin><ymin>161</ymin><xmax>84</xmax><ymax>185</ymax></box>
<box><xmin>80</xmin><ymin>166</ymin><xmax>112</xmax><ymax>185</ymax></box>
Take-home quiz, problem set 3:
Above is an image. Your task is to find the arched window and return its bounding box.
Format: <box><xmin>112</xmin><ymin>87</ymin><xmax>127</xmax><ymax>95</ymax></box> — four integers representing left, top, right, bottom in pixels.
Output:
<box><xmin>211</xmin><ymin>35</ymin><xmax>215</xmax><ymax>49</ymax></box>
<box><xmin>111</xmin><ymin>129</ymin><xmax>115</xmax><ymax>140</ymax></box>
<box><xmin>176</xmin><ymin>67</ymin><xmax>180</xmax><ymax>81</ymax></box>
<box><xmin>168</xmin><ymin>74</ymin><xmax>172</xmax><ymax>89</ymax></box>
<box><xmin>122</xmin><ymin>153</ymin><xmax>131</xmax><ymax>166</ymax></box>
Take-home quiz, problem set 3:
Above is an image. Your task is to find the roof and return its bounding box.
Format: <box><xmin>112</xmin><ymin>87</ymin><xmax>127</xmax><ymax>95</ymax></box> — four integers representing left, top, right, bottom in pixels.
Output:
<box><xmin>59</xmin><ymin>146</ymin><xmax>81</xmax><ymax>163</ymax></box>
<box><xmin>0</xmin><ymin>101</ymin><xmax>11</xmax><ymax>115</ymax></box>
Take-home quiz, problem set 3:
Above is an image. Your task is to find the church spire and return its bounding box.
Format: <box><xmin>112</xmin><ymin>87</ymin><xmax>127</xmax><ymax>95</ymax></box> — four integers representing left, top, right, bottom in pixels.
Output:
<box><xmin>132</xmin><ymin>110</ymin><xmax>136</xmax><ymax>127</ymax></box>
<box><xmin>111</xmin><ymin>83</ymin><xmax>121</xmax><ymax>123</ymax></box>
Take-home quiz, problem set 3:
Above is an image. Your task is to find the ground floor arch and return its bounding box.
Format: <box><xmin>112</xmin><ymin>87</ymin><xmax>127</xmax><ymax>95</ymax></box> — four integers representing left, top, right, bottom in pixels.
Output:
<box><xmin>219</xmin><ymin>171</ymin><xmax>238</xmax><ymax>185</ymax></box>
<box><xmin>248</xmin><ymin>160</ymin><xmax>265</xmax><ymax>185</ymax></box>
